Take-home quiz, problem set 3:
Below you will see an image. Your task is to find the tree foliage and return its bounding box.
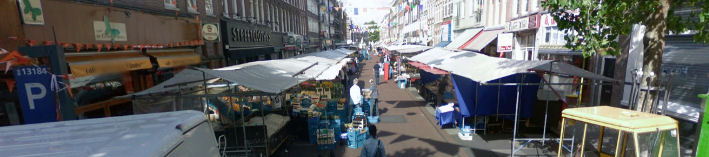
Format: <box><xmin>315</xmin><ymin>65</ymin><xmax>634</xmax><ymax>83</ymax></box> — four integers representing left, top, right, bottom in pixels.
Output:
<box><xmin>542</xmin><ymin>0</ymin><xmax>709</xmax><ymax>57</ymax></box>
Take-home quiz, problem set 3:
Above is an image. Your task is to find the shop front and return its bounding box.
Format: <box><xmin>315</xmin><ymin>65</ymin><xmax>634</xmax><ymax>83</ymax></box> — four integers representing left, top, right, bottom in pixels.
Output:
<box><xmin>221</xmin><ymin>20</ymin><xmax>275</xmax><ymax>65</ymax></box>
<box><xmin>1</xmin><ymin>0</ymin><xmax>203</xmax><ymax>121</ymax></box>
<box><xmin>505</xmin><ymin>14</ymin><xmax>540</xmax><ymax>60</ymax></box>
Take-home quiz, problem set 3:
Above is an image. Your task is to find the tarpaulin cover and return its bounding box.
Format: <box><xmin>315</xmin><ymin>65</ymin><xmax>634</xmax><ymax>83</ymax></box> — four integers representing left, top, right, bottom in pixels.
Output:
<box><xmin>409</xmin><ymin>48</ymin><xmax>464</xmax><ymax>65</ymax></box>
<box><xmin>126</xmin><ymin>69</ymin><xmax>217</xmax><ymax>96</ymax></box>
<box><xmin>434</xmin><ymin>52</ymin><xmax>616</xmax><ymax>83</ymax></box>
<box><xmin>316</xmin><ymin>58</ymin><xmax>352</xmax><ymax>80</ymax></box>
<box><xmin>445</xmin><ymin>28</ymin><xmax>483</xmax><ymax>50</ymax></box>
<box><xmin>408</xmin><ymin>61</ymin><xmax>449</xmax><ymax>75</ymax></box>
<box><xmin>195</xmin><ymin>59</ymin><xmax>316</xmax><ymax>94</ymax></box>
<box><xmin>419</xmin><ymin>70</ymin><xmax>440</xmax><ymax>84</ymax></box>
<box><xmin>393</xmin><ymin>46</ymin><xmax>431</xmax><ymax>54</ymax></box>
<box><xmin>452</xmin><ymin>73</ymin><xmax>540</xmax><ymax>118</ymax></box>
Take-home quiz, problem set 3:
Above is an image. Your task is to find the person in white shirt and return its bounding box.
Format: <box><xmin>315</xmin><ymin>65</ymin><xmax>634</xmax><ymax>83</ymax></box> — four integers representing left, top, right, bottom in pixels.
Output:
<box><xmin>350</xmin><ymin>78</ymin><xmax>362</xmax><ymax>108</ymax></box>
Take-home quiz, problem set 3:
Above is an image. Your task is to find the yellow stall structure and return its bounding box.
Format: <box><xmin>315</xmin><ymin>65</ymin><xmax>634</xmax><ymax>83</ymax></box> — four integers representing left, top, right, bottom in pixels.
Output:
<box><xmin>557</xmin><ymin>106</ymin><xmax>680</xmax><ymax>157</ymax></box>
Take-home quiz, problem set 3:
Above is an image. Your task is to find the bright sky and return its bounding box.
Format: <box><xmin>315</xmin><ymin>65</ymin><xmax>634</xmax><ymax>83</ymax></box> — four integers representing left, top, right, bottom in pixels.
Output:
<box><xmin>342</xmin><ymin>0</ymin><xmax>392</xmax><ymax>26</ymax></box>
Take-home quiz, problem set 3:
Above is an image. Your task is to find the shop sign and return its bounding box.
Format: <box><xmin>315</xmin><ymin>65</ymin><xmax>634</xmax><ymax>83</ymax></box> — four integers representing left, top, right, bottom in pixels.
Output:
<box><xmin>165</xmin><ymin>0</ymin><xmax>178</xmax><ymax>10</ymax></box>
<box><xmin>187</xmin><ymin>0</ymin><xmax>199</xmax><ymax>14</ymax></box>
<box><xmin>93</xmin><ymin>21</ymin><xmax>127</xmax><ymax>41</ymax></box>
<box><xmin>541</xmin><ymin>14</ymin><xmax>557</xmax><ymax>27</ymax></box>
<box><xmin>13</xmin><ymin>66</ymin><xmax>57</xmax><ymax>124</ymax></box>
<box><xmin>205</xmin><ymin>0</ymin><xmax>214</xmax><ymax>16</ymax></box>
<box><xmin>69</xmin><ymin>58</ymin><xmax>151</xmax><ymax>77</ymax></box>
<box><xmin>157</xmin><ymin>55</ymin><xmax>201</xmax><ymax>68</ymax></box>
<box><xmin>506</xmin><ymin>14</ymin><xmax>540</xmax><ymax>32</ymax></box>
<box><xmin>231</xmin><ymin>28</ymin><xmax>271</xmax><ymax>43</ymax></box>
<box><xmin>17</xmin><ymin>0</ymin><xmax>45</xmax><ymax>25</ymax></box>
<box><xmin>224</xmin><ymin>21</ymin><xmax>273</xmax><ymax>47</ymax></box>
<box><xmin>497</xmin><ymin>33</ymin><xmax>514</xmax><ymax>52</ymax></box>
<box><xmin>202</xmin><ymin>23</ymin><xmax>219</xmax><ymax>41</ymax></box>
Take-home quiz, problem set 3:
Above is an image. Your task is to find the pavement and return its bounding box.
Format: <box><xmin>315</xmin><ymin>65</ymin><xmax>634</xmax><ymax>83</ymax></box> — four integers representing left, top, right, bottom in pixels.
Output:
<box><xmin>274</xmin><ymin>52</ymin><xmax>558</xmax><ymax>157</ymax></box>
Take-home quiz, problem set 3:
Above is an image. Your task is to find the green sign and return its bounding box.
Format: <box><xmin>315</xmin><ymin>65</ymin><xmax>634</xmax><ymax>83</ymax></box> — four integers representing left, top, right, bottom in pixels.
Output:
<box><xmin>18</xmin><ymin>0</ymin><xmax>44</xmax><ymax>25</ymax></box>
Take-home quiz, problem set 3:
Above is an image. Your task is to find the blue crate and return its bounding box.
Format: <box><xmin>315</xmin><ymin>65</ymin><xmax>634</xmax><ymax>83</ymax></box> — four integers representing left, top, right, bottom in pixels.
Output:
<box><xmin>318</xmin><ymin>144</ymin><xmax>336</xmax><ymax>150</ymax></box>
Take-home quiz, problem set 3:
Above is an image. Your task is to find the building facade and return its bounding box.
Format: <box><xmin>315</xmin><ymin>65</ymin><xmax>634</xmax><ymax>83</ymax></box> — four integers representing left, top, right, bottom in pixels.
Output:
<box><xmin>0</xmin><ymin>0</ymin><xmax>220</xmax><ymax>124</ymax></box>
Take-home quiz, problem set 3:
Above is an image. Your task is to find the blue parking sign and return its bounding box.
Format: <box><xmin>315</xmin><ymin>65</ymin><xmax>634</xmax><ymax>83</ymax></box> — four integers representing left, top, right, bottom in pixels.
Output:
<box><xmin>13</xmin><ymin>66</ymin><xmax>57</xmax><ymax>124</ymax></box>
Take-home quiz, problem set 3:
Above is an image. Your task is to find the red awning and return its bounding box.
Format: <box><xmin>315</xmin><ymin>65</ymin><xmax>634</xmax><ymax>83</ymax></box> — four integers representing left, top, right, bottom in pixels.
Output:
<box><xmin>408</xmin><ymin>61</ymin><xmax>449</xmax><ymax>75</ymax></box>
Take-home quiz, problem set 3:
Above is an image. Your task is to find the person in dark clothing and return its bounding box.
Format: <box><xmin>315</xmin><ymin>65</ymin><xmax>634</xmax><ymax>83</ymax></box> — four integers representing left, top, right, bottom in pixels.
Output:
<box><xmin>360</xmin><ymin>124</ymin><xmax>385</xmax><ymax>157</ymax></box>
<box><xmin>373</xmin><ymin>63</ymin><xmax>381</xmax><ymax>84</ymax></box>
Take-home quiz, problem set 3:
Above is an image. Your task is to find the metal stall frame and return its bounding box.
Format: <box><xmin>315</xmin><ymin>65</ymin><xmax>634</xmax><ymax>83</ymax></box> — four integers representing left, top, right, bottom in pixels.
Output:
<box><xmin>472</xmin><ymin>61</ymin><xmax>617</xmax><ymax>156</ymax></box>
<box><xmin>556</xmin><ymin>106</ymin><xmax>680</xmax><ymax>157</ymax></box>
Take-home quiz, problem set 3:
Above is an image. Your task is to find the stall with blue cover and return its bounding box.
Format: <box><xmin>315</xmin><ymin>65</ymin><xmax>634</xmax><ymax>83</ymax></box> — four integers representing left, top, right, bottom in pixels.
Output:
<box><xmin>409</xmin><ymin>48</ymin><xmax>618</xmax><ymax>156</ymax></box>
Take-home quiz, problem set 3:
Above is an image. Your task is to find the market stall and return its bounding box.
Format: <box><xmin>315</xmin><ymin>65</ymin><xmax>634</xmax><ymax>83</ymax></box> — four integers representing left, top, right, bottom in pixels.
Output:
<box><xmin>123</xmin><ymin>49</ymin><xmax>355</xmax><ymax>156</ymax></box>
<box><xmin>412</xmin><ymin>50</ymin><xmax>618</xmax><ymax>155</ymax></box>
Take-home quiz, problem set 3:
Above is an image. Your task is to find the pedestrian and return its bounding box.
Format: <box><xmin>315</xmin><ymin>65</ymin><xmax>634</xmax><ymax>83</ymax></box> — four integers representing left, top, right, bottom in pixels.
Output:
<box><xmin>373</xmin><ymin>63</ymin><xmax>381</xmax><ymax>84</ymax></box>
<box><xmin>369</xmin><ymin>79</ymin><xmax>378</xmax><ymax>117</ymax></box>
<box><xmin>360</xmin><ymin>124</ymin><xmax>385</xmax><ymax>157</ymax></box>
<box><xmin>350</xmin><ymin>78</ymin><xmax>362</xmax><ymax>108</ymax></box>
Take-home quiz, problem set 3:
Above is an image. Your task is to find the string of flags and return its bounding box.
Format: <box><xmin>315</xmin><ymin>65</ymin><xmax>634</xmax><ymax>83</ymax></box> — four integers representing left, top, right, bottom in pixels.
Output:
<box><xmin>1</xmin><ymin>36</ymin><xmax>205</xmax><ymax>53</ymax></box>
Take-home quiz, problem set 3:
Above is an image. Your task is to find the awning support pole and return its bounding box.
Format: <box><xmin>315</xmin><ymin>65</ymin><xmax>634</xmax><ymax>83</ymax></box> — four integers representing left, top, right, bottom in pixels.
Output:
<box><xmin>557</xmin><ymin>118</ymin><xmax>566</xmax><ymax>157</ymax></box>
<box><xmin>511</xmin><ymin>75</ymin><xmax>525</xmax><ymax>156</ymax></box>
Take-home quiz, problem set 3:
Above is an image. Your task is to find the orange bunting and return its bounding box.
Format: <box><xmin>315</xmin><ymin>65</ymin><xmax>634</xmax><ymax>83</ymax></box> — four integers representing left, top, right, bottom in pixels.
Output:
<box><xmin>95</xmin><ymin>44</ymin><xmax>103</xmax><ymax>52</ymax></box>
<box><xmin>4</xmin><ymin>79</ymin><xmax>15</xmax><ymax>93</ymax></box>
<box><xmin>61</xmin><ymin>42</ymin><xmax>70</xmax><ymax>48</ymax></box>
<box><xmin>123</xmin><ymin>45</ymin><xmax>130</xmax><ymax>51</ymax></box>
<box><xmin>26</xmin><ymin>40</ymin><xmax>37</xmax><ymax>46</ymax></box>
<box><xmin>43</xmin><ymin>41</ymin><xmax>54</xmax><ymax>45</ymax></box>
<box><xmin>73</xmin><ymin>43</ymin><xmax>83</xmax><ymax>52</ymax></box>
<box><xmin>105</xmin><ymin>44</ymin><xmax>112</xmax><ymax>51</ymax></box>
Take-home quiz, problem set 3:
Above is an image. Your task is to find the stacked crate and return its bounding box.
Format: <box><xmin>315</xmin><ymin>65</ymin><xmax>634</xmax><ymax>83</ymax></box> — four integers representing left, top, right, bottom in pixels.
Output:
<box><xmin>347</xmin><ymin>127</ymin><xmax>369</xmax><ymax>148</ymax></box>
<box><xmin>307</xmin><ymin>117</ymin><xmax>320</xmax><ymax>144</ymax></box>
<box><xmin>331</xmin><ymin>119</ymin><xmax>342</xmax><ymax>141</ymax></box>
<box><xmin>317</xmin><ymin>128</ymin><xmax>336</xmax><ymax>150</ymax></box>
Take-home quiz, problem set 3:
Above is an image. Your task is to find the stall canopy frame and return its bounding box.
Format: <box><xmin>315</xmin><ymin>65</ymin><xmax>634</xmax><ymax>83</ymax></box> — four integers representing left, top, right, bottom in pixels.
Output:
<box><xmin>409</xmin><ymin>48</ymin><xmax>618</xmax><ymax>156</ymax></box>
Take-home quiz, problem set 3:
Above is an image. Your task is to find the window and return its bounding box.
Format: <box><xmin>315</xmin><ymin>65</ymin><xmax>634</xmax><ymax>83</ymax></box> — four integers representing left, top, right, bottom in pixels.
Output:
<box><xmin>531</xmin><ymin>0</ymin><xmax>538</xmax><ymax>11</ymax></box>
<box><xmin>240</xmin><ymin>0</ymin><xmax>246</xmax><ymax>19</ymax></box>
<box><xmin>494</xmin><ymin>0</ymin><xmax>499</xmax><ymax>26</ymax></box>
<box><xmin>223</xmin><ymin>0</ymin><xmax>230</xmax><ymax>17</ymax></box>
<box><xmin>545</xmin><ymin>27</ymin><xmax>551</xmax><ymax>43</ymax></box>
<box><xmin>520</xmin><ymin>0</ymin><xmax>528</xmax><ymax>14</ymax></box>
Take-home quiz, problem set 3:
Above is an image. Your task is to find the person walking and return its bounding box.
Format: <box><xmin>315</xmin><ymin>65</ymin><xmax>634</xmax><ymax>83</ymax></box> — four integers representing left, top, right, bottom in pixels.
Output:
<box><xmin>368</xmin><ymin>79</ymin><xmax>378</xmax><ymax>118</ymax></box>
<box><xmin>360</xmin><ymin>124</ymin><xmax>385</xmax><ymax>157</ymax></box>
<box><xmin>373</xmin><ymin>62</ymin><xmax>381</xmax><ymax>84</ymax></box>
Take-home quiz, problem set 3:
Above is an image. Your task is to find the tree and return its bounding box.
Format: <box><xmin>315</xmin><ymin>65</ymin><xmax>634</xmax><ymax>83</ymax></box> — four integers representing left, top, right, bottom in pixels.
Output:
<box><xmin>542</xmin><ymin>0</ymin><xmax>708</xmax><ymax>112</ymax></box>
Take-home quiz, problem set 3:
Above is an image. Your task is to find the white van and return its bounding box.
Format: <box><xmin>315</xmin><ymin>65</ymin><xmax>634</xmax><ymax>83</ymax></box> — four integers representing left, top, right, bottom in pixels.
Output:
<box><xmin>0</xmin><ymin>110</ymin><xmax>220</xmax><ymax>157</ymax></box>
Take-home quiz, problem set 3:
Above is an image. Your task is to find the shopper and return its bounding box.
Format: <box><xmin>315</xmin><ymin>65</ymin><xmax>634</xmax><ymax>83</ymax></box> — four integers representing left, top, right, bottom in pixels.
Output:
<box><xmin>350</xmin><ymin>78</ymin><xmax>362</xmax><ymax>108</ymax></box>
<box><xmin>360</xmin><ymin>124</ymin><xmax>385</xmax><ymax>157</ymax></box>
<box><xmin>373</xmin><ymin>63</ymin><xmax>381</xmax><ymax>84</ymax></box>
<box><xmin>369</xmin><ymin>79</ymin><xmax>378</xmax><ymax>117</ymax></box>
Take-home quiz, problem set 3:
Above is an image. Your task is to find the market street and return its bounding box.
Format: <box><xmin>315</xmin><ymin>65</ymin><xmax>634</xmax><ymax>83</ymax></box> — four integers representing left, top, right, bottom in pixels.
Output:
<box><xmin>1</xmin><ymin>0</ymin><xmax>706</xmax><ymax>157</ymax></box>
<box><xmin>276</xmin><ymin>53</ymin><xmax>557</xmax><ymax>157</ymax></box>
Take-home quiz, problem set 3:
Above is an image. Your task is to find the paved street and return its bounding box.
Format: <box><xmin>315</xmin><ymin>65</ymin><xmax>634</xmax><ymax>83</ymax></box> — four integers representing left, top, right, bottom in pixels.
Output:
<box><xmin>276</xmin><ymin>53</ymin><xmax>558</xmax><ymax>157</ymax></box>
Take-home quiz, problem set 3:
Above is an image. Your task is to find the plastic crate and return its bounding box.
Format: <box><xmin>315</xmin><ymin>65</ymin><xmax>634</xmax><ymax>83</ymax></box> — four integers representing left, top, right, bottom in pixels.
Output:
<box><xmin>318</xmin><ymin>144</ymin><xmax>336</xmax><ymax>150</ymax></box>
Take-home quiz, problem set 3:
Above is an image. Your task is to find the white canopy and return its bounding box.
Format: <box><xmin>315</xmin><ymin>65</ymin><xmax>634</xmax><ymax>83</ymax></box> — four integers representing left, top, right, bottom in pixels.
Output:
<box><xmin>445</xmin><ymin>28</ymin><xmax>483</xmax><ymax>50</ymax></box>
<box><xmin>334</xmin><ymin>48</ymin><xmax>356</xmax><ymax>55</ymax></box>
<box><xmin>385</xmin><ymin>44</ymin><xmax>429</xmax><ymax>51</ymax></box>
<box><xmin>126</xmin><ymin>68</ymin><xmax>217</xmax><ymax>97</ymax></box>
<box><xmin>316</xmin><ymin>58</ymin><xmax>352</xmax><ymax>80</ymax></box>
<box><xmin>409</xmin><ymin>47</ymin><xmax>464</xmax><ymax>64</ymax></box>
<box><xmin>430</xmin><ymin>52</ymin><xmax>616</xmax><ymax>83</ymax></box>
<box><xmin>126</xmin><ymin>50</ymin><xmax>352</xmax><ymax>96</ymax></box>
<box><xmin>393</xmin><ymin>45</ymin><xmax>432</xmax><ymax>54</ymax></box>
<box><xmin>0</xmin><ymin>110</ymin><xmax>210</xmax><ymax>157</ymax></box>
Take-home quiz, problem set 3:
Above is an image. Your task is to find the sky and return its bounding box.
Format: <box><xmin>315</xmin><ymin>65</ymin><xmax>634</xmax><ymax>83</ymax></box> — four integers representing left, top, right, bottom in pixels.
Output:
<box><xmin>341</xmin><ymin>0</ymin><xmax>392</xmax><ymax>26</ymax></box>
